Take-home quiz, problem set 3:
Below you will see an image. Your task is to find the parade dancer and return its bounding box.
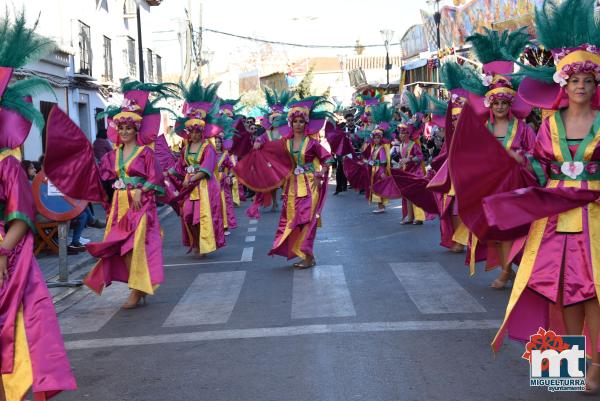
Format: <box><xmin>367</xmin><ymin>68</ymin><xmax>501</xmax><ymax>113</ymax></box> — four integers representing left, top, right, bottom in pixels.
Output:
<box><xmin>455</xmin><ymin>27</ymin><xmax>536</xmax><ymax>288</ymax></box>
<box><xmin>215</xmin><ymin>134</ymin><xmax>237</xmax><ymax>236</ymax></box>
<box><xmin>344</xmin><ymin>103</ymin><xmax>394</xmax><ymax>213</ymax></box>
<box><xmin>333</xmin><ymin>111</ymin><xmax>359</xmax><ymax>195</ymax></box>
<box><xmin>170</xmin><ymin>79</ymin><xmax>229</xmax><ymax>257</ymax></box>
<box><xmin>396</xmin><ymin>92</ymin><xmax>432</xmax><ymax>225</ymax></box>
<box><xmin>0</xmin><ymin>12</ymin><xmax>76</xmax><ymax>399</ymax></box>
<box><xmin>479</xmin><ymin>0</ymin><xmax>600</xmax><ymax>393</ymax></box>
<box><xmin>246</xmin><ymin>88</ymin><xmax>294</xmax><ymax>217</ymax></box>
<box><xmin>427</xmin><ymin>62</ymin><xmax>476</xmax><ymax>252</ymax></box>
<box><xmin>235</xmin><ymin>96</ymin><xmax>335</xmax><ymax>268</ymax></box>
<box><xmin>46</xmin><ymin>79</ymin><xmax>178</xmax><ymax>309</ymax></box>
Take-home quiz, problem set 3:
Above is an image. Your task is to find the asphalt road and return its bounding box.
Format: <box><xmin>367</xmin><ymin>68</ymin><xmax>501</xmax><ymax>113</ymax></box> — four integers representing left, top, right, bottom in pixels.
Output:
<box><xmin>53</xmin><ymin>183</ymin><xmax>587</xmax><ymax>401</ymax></box>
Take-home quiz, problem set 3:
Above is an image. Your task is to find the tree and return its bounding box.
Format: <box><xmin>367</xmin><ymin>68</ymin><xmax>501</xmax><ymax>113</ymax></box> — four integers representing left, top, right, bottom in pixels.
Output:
<box><xmin>239</xmin><ymin>89</ymin><xmax>265</xmax><ymax>114</ymax></box>
<box><xmin>294</xmin><ymin>65</ymin><xmax>315</xmax><ymax>99</ymax></box>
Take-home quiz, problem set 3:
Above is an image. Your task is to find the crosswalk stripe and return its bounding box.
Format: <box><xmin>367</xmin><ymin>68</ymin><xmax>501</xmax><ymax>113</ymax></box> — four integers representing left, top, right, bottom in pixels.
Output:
<box><xmin>65</xmin><ymin>319</ymin><xmax>502</xmax><ymax>350</ymax></box>
<box><xmin>163</xmin><ymin>271</ymin><xmax>246</xmax><ymax>327</ymax></box>
<box><xmin>390</xmin><ymin>262</ymin><xmax>486</xmax><ymax>314</ymax></box>
<box><xmin>59</xmin><ymin>284</ymin><xmax>130</xmax><ymax>334</ymax></box>
<box><xmin>292</xmin><ymin>265</ymin><xmax>356</xmax><ymax>319</ymax></box>
<box><xmin>241</xmin><ymin>247</ymin><xmax>253</xmax><ymax>262</ymax></box>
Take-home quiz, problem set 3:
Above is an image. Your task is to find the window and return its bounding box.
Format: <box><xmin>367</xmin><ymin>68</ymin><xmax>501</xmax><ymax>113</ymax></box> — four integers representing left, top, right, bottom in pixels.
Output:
<box><xmin>127</xmin><ymin>36</ymin><xmax>136</xmax><ymax>77</ymax></box>
<box><xmin>146</xmin><ymin>49</ymin><xmax>154</xmax><ymax>82</ymax></box>
<box><xmin>123</xmin><ymin>0</ymin><xmax>136</xmax><ymax>15</ymax></box>
<box><xmin>96</xmin><ymin>0</ymin><xmax>108</xmax><ymax>11</ymax></box>
<box><xmin>102</xmin><ymin>36</ymin><xmax>113</xmax><ymax>81</ymax></box>
<box><xmin>40</xmin><ymin>101</ymin><xmax>57</xmax><ymax>152</ymax></box>
<box><xmin>78</xmin><ymin>21</ymin><xmax>92</xmax><ymax>75</ymax></box>
<box><xmin>155</xmin><ymin>54</ymin><xmax>162</xmax><ymax>83</ymax></box>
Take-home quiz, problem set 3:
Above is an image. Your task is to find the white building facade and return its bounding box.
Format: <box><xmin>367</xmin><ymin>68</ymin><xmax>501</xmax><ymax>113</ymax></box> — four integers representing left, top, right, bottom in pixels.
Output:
<box><xmin>2</xmin><ymin>0</ymin><xmax>168</xmax><ymax>160</ymax></box>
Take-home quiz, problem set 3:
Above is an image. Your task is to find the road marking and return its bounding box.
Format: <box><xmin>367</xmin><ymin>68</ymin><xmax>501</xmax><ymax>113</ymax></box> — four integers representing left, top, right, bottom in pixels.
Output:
<box><xmin>390</xmin><ymin>262</ymin><xmax>486</xmax><ymax>314</ymax></box>
<box><xmin>245</xmin><ymin>236</ymin><xmax>256</xmax><ymax>242</ymax></box>
<box><xmin>65</xmin><ymin>319</ymin><xmax>502</xmax><ymax>350</ymax></box>
<box><xmin>292</xmin><ymin>265</ymin><xmax>356</xmax><ymax>319</ymax></box>
<box><xmin>241</xmin><ymin>247</ymin><xmax>254</xmax><ymax>262</ymax></box>
<box><xmin>369</xmin><ymin>231</ymin><xmax>411</xmax><ymax>241</ymax></box>
<box><xmin>249</xmin><ymin>219</ymin><xmax>258</xmax><ymax>225</ymax></box>
<box><xmin>59</xmin><ymin>284</ymin><xmax>130</xmax><ymax>334</ymax></box>
<box><xmin>164</xmin><ymin>260</ymin><xmax>243</xmax><ymax>267</ymax></box>
<box><xmin>247</xmin><ymin>227</ymin><xmax>257</xmax><ymax>233</ymax></box>
<box><xmin>163</xmin><ymin>271</ymin><xmax>246</xmax><ymax>327</ymax></box>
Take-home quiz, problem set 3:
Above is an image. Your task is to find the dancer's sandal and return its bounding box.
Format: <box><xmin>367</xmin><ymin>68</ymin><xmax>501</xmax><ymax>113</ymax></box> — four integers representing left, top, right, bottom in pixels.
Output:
<box><xmin>585</xmin><ymin>363</ymin><xmax>600</xmax><ymax>395</ymax></box>
<box><xmin>293</xmin><ymin>259</ymin><xmax>316</xmax><ymax>269</ymax></box>
<box><xmin>401</xmin><ymin>218</ymin><xmax>413</xmax><ymax>225</ymax></box>
<box><xmin>490</xmin><ymin>270</ymin><xmax>516</xmax><ymax>290</ymax></box>
<box><xmin>122</xmin><ymin>290</ymin><xmax>147</xmax><ymax>309</ymax></box>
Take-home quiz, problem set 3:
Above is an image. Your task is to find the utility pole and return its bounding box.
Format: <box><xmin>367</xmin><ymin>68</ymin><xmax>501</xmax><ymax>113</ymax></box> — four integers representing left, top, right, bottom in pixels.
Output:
<box><xmin>136</xmin><ymin>4</ymin><xmax>145</xmax><ymax>82</ymax></box>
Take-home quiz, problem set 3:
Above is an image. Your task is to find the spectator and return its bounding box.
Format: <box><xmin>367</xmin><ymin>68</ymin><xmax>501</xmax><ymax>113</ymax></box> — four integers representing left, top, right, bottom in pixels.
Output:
<box><xmin>93</xmin><ymin>128</ymin><xmax>113</xmax><ymax>162</ymax></box>
<box><xmin>21</xmin><ymin>160</ymin><xmax>40</xmax><ymax>181</ymax></box>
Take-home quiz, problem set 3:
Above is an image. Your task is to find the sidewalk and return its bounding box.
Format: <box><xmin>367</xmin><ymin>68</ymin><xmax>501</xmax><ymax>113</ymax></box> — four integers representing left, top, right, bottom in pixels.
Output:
<box><xmin>40</xmin><ymin>204</ymin><xmax>173</xmax><ymax>303</ymax></box>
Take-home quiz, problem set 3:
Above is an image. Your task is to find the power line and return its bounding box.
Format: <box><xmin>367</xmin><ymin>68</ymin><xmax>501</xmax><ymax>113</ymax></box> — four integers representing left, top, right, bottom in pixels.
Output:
<box><xmin>200</xmin><ymin>27</ymin><xmax>402</xmax><ymax>49</ymax></box>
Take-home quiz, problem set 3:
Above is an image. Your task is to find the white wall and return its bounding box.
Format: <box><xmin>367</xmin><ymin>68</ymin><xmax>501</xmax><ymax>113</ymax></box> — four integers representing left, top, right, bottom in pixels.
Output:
<box><xmin>0</xmin><ymin>0</ymin><xmax>175</xmax><ymax>160</ymax></box>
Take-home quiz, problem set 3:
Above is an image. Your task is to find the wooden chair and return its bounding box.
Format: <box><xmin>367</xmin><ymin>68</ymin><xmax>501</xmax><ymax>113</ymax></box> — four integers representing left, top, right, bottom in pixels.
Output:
<box><xmin>34</xmin><ymin>221</ymin><xmax>59</xmax><ymax>255</ymax></box>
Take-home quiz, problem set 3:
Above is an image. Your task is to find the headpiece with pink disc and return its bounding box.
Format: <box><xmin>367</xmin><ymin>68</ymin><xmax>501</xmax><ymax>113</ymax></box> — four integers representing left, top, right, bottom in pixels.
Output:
<box><xmin>514</xmin><ymin>0</ymin><xmax>600</xmax><ymax>110</ymax></box>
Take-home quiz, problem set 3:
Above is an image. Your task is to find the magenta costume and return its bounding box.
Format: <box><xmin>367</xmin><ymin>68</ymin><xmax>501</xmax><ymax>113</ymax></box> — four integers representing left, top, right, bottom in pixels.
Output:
<box><xmin>216</xmin><ymin>151</ymin><xmax>238</xmax><ymax>230</ymax></box>
<box><xmin>0</xmin><ymin>153</ymin><xmax>77</xmax><ymax>400</ymax></box>
<box><xmin>172</xmin><ymin>141</ymin><xmax>225</xmax><ymax>254</ymax></box>
<box><xmin>0</xmin><ymin>24</ymin><xmax>76</xmax><ymax>397</ymax></box>
<box><xmin>268</xmin><ymin>138</ymin><xmax>334</xmax><ymax>259</ymax></box>
<box><xmin>84</xmin><ymin>145</ymin><xmax>165</xmax><ymax>295</ymax></box>
<box><xmin>490</xmin><ymin>111</ymin><xmax>600</xmax><ymax>350</ymax></box>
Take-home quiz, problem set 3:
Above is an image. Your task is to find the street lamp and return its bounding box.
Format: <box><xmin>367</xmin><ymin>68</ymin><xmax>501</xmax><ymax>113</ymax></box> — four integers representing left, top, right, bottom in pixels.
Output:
<box><xmin>380</xmin><ymin>29</ymin><xmax>394</xmax><ymax>86</ymax></box>
<box><xmin>427</xmin><ymin>0</ymin><xmax>442</xmax><ymax>50</ymax></box>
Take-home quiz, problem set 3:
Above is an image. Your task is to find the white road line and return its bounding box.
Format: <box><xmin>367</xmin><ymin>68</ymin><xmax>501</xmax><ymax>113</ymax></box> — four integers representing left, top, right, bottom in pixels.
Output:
<box><xmin>163</xmin><ymin>271</ymin><xmax>246</xmax><ymax>327</ymax></box>
<box><xmin>65</xmin><ymin>319</ymin><xmax>502</xmax><ymax>350</ymax></box>
<box><xmin>247</xmin><ymin>227</ymin><xmax>257</xmax><ymax>233</ymax></box>
<box><xmin>164</xmin><ymin>260</ymin><xmax>243</xmax><ymax>267</ymax></box>
<box><xmin>390</xmin><ymin>262</ymin><xmax>486</xmax><ymax>314</ymax></box>
<box><xmin>292</xmin><ymin>265</ymin><xmax>356</xmax><ymax>319</ymax></box>
<box><xmin>59</xmin><ymin>284</ymin><xmax>130</xmax><ymax>334</ymax></box>
<box><xmin>249</xmin><ymin>219</ymin><xmax>258</xmax><ymax>225</ymax></box>
<box><xmin>245</xmin><ymin>236</ymin><xmax>256</xmax><ymax>242</ymax></box>
<box><xmin>241</xmin><ymin>247</ymin><xmax>254</xmax><ymax>262</ymax></box>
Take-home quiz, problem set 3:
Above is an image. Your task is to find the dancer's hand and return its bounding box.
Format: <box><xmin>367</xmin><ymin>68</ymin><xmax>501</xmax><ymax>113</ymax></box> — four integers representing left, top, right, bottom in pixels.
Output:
<box><xmin>508</xmin><ymin>150</ymin><xmax>524</xmax><ymax>164</ymax></box>
<box><xmin>0</xmin><ymin>256</ymin><xmax>7</xmax><ymax>288</ymax></box>
<box><xmin>253</xmin><ymin>141</ymin><xmax>263</xmax><ymax>150</ymax></box>
<box><xmin>132</xmin><ymin>189</ymin><xmax>142</xmax><ymax>211</ymax></box>
<box><xmin>183</xmin><ymin>176</ymin><xmax>190</xmax><ymax>187</ymax></box>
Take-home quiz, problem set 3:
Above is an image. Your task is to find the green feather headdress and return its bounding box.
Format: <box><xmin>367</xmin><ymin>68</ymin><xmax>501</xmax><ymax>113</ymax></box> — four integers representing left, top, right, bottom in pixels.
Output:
<box><xmin>424</xmin><ymin>92</ymin><xmax>448</xmax><ymax>116</ymax></box>
<box><xmin>0</xmin><ymin>10</ymin><xmax>56</xmax><ymax>129</ymax></box>
<box><xmin>97</xmin><ymin>78</ymin><xmax>180</xmax><ymax>120</ymax></box>
<box><xmin>404</xmin><ymin>91</ymin><xmax>429</xmax><ymax>116</ymax></box>
<box><xmin>263</xmin><ymin>87</ymin><xmax>295</xmax><ymax>111</ymax></box>
<box><xmin>364</xmin><ymin>103</ymin><xmax>395</xmax><ymax>140</ymax></box>
<box><xmin>439</xmin><ymin>61</ymin><xmax>478</xmax><ymax>92</ymax></box>
<box><xmin>466</xmin><ymin>27</ymin><xmax>530</xmax><ymax>65</ymax></box>
<box><xmin>513</xmin><ymin>0</ymin><xmax>600</xmax><ymax>84</ymax></box>
<box><xmin>180</xmin><ymin>78</ymin><xmax>220</xmax><ymax>104</ymax></box>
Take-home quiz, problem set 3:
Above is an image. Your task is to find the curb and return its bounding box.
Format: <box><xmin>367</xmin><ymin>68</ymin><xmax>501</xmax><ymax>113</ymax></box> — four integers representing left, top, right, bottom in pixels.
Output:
<box><xmin>49</xmin><ymin>206</ymin><xmax>174</xmax><ymax>304</ymax></box>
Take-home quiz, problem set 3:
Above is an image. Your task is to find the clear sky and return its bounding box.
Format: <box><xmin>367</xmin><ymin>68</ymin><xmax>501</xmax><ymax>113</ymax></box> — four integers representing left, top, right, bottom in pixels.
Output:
<box><xmin>152</xmin><ymin>0</ymin><xmax>430</xmax><ymax>76</ymax></box>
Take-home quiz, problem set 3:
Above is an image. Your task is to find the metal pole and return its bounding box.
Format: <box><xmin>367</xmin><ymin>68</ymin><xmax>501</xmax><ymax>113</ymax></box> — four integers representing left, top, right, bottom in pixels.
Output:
<box><xmin>136</xmin><ymin>4</ymin><xmax>144</xmax><ymax>83</ymax></box>
<box><xmin>58</xmin><ymin>222</ymin><xmax>68</xmax><ymax>282</ymax></box>
<box><xmin>47</xmin><ymin>221</ymin><xmax>82</xmax><ymax>288</ymax></box>
<box><xmin>386</xmin><ymin>50</ymin><xmax>390</xmax><ymax>86</ymax></box>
